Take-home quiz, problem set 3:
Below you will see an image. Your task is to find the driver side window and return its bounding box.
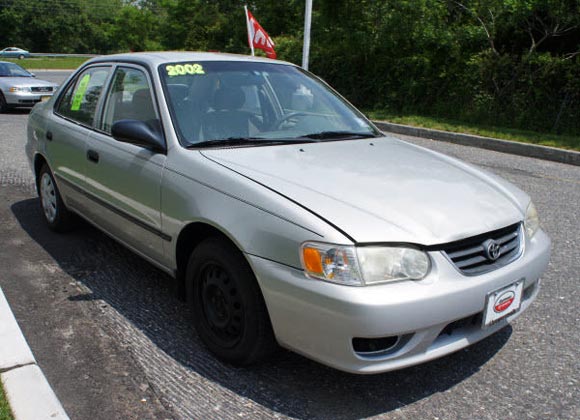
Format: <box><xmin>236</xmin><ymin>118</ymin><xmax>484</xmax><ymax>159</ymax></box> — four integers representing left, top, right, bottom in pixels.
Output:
<box><xmin>101</xmin><ymin>67</ymin><xmax>157</xmax><ymax>134</ymax></box>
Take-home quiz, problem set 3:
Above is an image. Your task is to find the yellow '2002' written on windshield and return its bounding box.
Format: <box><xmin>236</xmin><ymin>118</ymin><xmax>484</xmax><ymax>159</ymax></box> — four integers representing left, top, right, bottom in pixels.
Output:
<box><xmin>166</xmin><ymin>64</ymin><xmax>205</xmax><ymax>77</ymax></box>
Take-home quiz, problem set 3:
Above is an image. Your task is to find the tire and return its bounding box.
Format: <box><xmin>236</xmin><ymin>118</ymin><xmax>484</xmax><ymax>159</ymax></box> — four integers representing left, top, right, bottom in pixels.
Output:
<box><xmin>38</xmin><ymin>164</ymin><xmax>76</xmax><ymax>232</ymax></box>
<box><xmin>18</xmin><ymin>54</ymin><xmax>24</xmax><ymax>60</ymax></box>
<box><xmin>0</xmin><ymin>92</ymin><xmax>8</xmax><ymax>113</ymax></box>
<box><xmin>186</xmin><ymin>237</ymin><xmax>277</xmax><ymax>365</ymax></box>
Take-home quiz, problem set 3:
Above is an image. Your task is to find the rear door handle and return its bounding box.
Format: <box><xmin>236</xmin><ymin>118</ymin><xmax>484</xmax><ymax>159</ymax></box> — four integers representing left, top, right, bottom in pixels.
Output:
<box><xmin>87</xmin><ymin>150</ymin><xmax>99</xmax><ymax>163</ymax></box>
<box><xmin>46</xmin><ymin>131</ymin><xmax>53</xmax><ymax>141</ymax></box>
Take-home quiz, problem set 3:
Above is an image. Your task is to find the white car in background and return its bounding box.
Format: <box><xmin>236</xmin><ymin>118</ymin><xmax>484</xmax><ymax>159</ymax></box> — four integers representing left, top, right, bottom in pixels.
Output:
<box><xmin>0</xmin><ymin>61</ymin><xmax>57</xmax><ymax>112</ymax></box>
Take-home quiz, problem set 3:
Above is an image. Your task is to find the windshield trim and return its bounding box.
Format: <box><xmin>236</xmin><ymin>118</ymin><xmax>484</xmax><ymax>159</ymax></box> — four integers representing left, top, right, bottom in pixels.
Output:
<box><xmin>187</xmin><ymin>137</ymin><xmax>319</xmax><ymax>149</ymax></box>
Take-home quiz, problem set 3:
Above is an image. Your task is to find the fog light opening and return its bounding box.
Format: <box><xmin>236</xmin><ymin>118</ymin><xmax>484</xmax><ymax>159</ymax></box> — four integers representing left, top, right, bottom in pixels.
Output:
<box><xmin>353</xmin><ymin>335</ymin><xmax>400</xmax><ymax>355</ymax></box>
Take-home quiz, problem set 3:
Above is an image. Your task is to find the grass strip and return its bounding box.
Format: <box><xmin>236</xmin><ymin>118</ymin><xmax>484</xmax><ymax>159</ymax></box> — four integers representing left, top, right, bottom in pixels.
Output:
<box><xmin>0</xmin><ymin>380</ymin><xmax>14</xmax><ymax>420</ymax></box>
<box><xmin>368</xmin><ymin>111</ymin><xmax>580</xmax><ymax>152</ymax></box>
<box><xmin>2</xmin><ymin>57</ymin><xmax>90</xmax><ymax>70</ymax></box>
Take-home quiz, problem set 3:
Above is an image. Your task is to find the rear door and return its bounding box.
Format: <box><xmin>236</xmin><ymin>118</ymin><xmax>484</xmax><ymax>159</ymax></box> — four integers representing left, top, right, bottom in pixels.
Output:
<box><xmin>83</xmin><ymin>64</ymin><xmax>168</xmax><ymax>264</ymax></box>
<box><xmin>47</xmin><ymin>65</ymin><xmax>112</xmax><ymax>212</ymax></box>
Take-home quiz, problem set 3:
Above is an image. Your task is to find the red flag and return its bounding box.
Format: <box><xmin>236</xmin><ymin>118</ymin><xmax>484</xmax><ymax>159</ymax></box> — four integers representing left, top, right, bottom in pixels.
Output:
<box><xmin>245</xmin><ymin>7</ymin><xmax>276</xmax><ymax>59</ymax></box>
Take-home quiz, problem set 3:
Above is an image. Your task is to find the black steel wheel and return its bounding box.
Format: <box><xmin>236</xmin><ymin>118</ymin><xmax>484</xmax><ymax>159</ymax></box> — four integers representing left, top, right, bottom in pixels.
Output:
<box><xmin>199</xmin><ymin>262</ymin><xmax>245</xmax><ymax>348</ymax></box>
<box><xmin>186</xmin><ymin>237</ymin><xmax>276</xmax><ymax>365</ymax></box>
<box><xmin>0</xmin><ymin>92</ymin><xmax>8</xmax><ymax>113</ymax></box>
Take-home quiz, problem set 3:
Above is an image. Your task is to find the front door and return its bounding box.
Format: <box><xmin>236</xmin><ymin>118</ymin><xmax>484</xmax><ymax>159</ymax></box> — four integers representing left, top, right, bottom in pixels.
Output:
<box><xmin>83</xmin><ymin>65</ymin><xmax>168</xmax><ymax>265</ymax></box>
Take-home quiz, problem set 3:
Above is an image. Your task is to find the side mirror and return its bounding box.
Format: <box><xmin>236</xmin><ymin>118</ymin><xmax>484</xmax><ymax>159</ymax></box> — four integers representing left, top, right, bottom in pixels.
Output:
<box><xmin>111</xmin><ymin>119</ymin><xmax>166</xmax><ymax>153</ymax></box>
<box><xmin>30</xmin><ymin>73</ymin><xmax>36</xmax><ymax>77</ymax></box>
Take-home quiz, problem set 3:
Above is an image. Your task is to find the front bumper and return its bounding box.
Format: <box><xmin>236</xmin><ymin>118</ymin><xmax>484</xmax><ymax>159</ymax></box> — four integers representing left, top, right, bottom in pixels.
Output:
<box><xmin>4</xmin><ymin>91</ymin><xmax>53</xmax><ymax>107</ymax></box>
<box><xmin>249</xmin><ymin>229</ymin><xmax>551</xmax><ymax>374</ymax></box>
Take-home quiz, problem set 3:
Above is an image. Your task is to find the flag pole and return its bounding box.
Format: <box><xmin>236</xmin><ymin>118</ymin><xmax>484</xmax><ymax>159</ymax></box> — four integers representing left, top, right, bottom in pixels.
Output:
<box><xmin>244</xmin><ymin>5</ymin><xmax>255</xmax><ymax>56</ymax></box>
<box><xmin>302</xmin><ymin>0</ymin><xmax>312</xmax><ymax>70</ymax></box>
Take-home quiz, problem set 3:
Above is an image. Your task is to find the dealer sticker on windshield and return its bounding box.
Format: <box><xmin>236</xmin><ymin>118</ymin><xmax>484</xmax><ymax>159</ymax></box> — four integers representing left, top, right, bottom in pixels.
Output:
<box><xmin>483</xmin><ymin>280</ymin><xmax>524</xmax><ymax>327</ymax></box>
<box><xmin>166</xmin><ymin>63</ymin><xmax>205</xmax><ymax>77</ymax></box>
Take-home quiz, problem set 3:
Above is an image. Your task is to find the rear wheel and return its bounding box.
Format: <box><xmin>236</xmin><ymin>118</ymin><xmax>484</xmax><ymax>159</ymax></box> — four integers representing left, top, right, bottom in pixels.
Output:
<box><xmin>38</xmin><ymin>164</ymin><xmax>75</xmax><ymax>232</ymax></box>
<box><xmin>186</xmin><ymin>237</ymin><xmax>276</xmax><ymax>365</ymax></box>
<box><xmin>18</xmin><ymin>54</ymin><xmax>24</xmax><ymax>60</ymax></box>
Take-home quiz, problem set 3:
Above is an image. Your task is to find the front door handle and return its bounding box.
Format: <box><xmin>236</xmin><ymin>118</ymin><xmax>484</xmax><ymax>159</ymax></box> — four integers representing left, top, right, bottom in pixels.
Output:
<box><xmin>87</xmin><ymin>150</ymin><xmax>99</xmax><ymax>163</ymax></box>
<box><xmin>46</xmin><ymin>131</ymin><xmax>53</xmax><ymax>141</ymax></box>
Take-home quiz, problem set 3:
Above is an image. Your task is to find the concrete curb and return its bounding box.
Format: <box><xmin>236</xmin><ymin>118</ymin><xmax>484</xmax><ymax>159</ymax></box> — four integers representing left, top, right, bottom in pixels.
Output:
<box><xmin>373</xmin><ymin>120</ymin><xmax>580</xmax><ymax>167</ymax></box>
<box><xmin>0</xmin><ymin>288</ymin><xmax>69</xmax><ymax>420</ymax></box>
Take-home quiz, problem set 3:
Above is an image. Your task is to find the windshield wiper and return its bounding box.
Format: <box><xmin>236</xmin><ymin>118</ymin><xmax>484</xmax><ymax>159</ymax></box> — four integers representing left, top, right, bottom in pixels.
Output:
<box><xmin>189</xmin><ymin>137</ymin><xmax>314</xmax><ymax>149</ymax></box>
<box><xmin>299</xmin><ymin>131</ymin><xmax>378</xmax><ymax>140</ymax></box>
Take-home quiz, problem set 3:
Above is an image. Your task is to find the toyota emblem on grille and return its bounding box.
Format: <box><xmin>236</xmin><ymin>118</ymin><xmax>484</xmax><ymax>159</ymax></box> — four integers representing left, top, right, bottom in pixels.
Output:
<box><xmin>483</xmin><ymin>239</ymin><xmax>501</xmax><ymax>261</ymax></box>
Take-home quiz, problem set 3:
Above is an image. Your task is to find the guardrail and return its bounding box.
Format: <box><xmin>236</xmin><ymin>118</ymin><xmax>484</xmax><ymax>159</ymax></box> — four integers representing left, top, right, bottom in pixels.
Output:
<box><xmin>29</xmin><ymin>53</ymin><xmax>99</xmax><ymax>58</ymax></box>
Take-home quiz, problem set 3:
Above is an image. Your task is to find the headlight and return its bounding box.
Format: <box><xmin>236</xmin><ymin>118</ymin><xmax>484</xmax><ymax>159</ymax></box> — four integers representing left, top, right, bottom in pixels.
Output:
<box><xmin>300</xmin><ymin>242</ymin><xmax>430</xmax><ymax>286</ymax></box>
<box><xmin>9</xmin><ymin>86</ymin><xmax>30</xmax><ymax>93</ymax></box>
<box><xmin>525</xmin><ymin>201</ymin><xmax>540</xmax><ymax>238</ymax></box>
<box><xmin>357</xmin><ymin>246</ymin><xmax>431</xmax><ymax>284</ymax></box>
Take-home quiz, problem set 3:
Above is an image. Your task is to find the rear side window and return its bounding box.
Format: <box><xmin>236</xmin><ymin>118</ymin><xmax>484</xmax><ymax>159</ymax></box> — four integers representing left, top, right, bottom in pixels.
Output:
<box><xmin>101</xmin><ymin>67</ymin><xmax>158</xmax><ymax>134</ymax></box>
<box><xmin>56</xmin><ymin>67</ymin><xmax>111</xmax><ymax>127</ymax></box>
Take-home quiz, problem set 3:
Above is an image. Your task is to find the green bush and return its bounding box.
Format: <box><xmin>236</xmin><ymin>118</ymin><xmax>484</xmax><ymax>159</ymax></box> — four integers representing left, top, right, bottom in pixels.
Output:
<box><xmin>1</xmin><ymin>0</ymin><xmax>578</xmax><ymax>136</ymax></box>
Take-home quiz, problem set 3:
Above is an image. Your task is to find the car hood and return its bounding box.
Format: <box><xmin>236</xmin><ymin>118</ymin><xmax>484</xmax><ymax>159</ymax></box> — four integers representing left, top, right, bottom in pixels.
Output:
<box><xmin>0</xmin><ymin>77</ymin><xmax>55</xmax><ymax>88</ymax></box>
<box><xmin>201</xmin><ymin>137</ymin><xmax>527</xmax><ymax>245</ymax></box>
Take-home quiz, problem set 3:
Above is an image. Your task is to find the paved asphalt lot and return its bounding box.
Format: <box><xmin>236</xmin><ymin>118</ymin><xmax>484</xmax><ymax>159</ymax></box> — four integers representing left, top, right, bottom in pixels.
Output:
<box><xmin>0</xmin><ymin>70</ymin><xmax>578</xmax><ymax>419</ymax></box>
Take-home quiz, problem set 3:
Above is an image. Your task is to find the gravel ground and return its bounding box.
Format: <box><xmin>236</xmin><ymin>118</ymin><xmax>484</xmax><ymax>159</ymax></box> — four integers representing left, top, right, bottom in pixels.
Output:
<box><xmin>0</xmin><ymin>70</ymin><xmax>578</xmax><ymax>419</ymax></box>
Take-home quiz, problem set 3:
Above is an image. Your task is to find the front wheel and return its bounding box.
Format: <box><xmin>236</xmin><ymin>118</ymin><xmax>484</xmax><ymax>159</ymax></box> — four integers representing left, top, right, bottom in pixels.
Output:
<box><xmin>38</xmin><ymin>164</ymin><xmax>76</xmax><ymax>232</ymax></box>
<box><xmin>0</xmin><ymin>92</ymin><xmax>8</xmax><ymax>113</ymax></box>
<box><xmin>186</xmin><ymin>237</ymin><xmax>276</xmax><ymax>365</ymax></box>
<box><xmin>18</xmin><ymin>54</ymin><xmax>24</xmax><ymax>60</ymax></box>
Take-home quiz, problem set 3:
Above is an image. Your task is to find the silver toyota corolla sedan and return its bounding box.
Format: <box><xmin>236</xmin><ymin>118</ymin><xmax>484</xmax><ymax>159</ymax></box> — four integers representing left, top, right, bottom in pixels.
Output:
<box><xmin>0</xmin><ymin>61</ymin><xmax>58</xmax><ymax>111</ymax></box>
<box><xmin>25</xmin><ymin>52</ymin><xmax>551</xmax><ymax>374</ymax></box>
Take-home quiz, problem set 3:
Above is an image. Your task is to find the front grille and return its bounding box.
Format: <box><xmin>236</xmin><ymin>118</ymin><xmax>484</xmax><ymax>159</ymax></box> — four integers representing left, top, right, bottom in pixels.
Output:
<box><xmin>31</xmin><ymin>86</ymin><xmax>53</xmax><ymax>93</ymax></box>
<box><xmin>440</xmin><ymin>223</ymin><xmax>523</xmax><ymax>275</ymax></box>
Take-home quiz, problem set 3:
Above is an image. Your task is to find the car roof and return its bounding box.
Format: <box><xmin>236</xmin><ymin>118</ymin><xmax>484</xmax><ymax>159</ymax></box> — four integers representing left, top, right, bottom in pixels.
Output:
<box><xmin>84</xmin><ymin>51</ymin><xmax>296</xmax><ymax>68</ymax></box>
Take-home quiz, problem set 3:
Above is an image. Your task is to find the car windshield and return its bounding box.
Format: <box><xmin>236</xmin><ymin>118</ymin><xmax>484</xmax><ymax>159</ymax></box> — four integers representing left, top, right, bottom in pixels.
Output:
<box><xmin>159</xmin><ymin>61</ymin><xmax>380</xmax><ymax>147</ymax></box>
<box><xmin>0</xmin><ymin>62</ymin><xmax>32</xmax><ymax>77</ymax></box>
